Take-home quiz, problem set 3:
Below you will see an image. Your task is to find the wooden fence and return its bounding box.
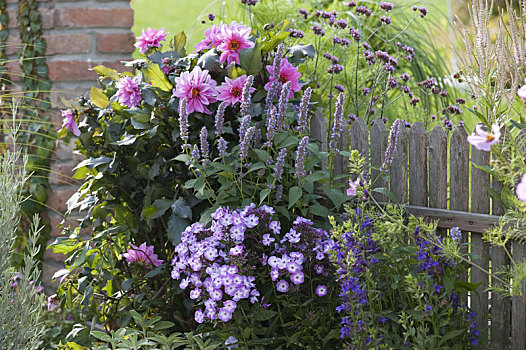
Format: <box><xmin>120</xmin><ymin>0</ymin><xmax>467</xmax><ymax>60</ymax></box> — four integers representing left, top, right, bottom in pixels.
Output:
<box><xmin>311</xmin><ymin>114</ymin><xmax>524</xmax><ymax>350</ymax></box>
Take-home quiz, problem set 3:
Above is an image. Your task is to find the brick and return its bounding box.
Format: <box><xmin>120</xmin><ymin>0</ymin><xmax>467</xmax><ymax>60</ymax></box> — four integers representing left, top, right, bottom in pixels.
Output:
<box><xmin>50</xmin><ymin>139</ymin><xmax>74</xmax><ymax>161</ymax></box>
<box><xmin>4</xmin><ymin>61</ymin><xmax>21</xmax><ymax>82</ymax></box>
<box><xmin>50</xmin><ymin>89</ymin><xmax>88</xmax><ymax>109</ymax></box>
<box><xmin>7</xmin><ymin>8</ymin><xmax>55</xmax><ymax>29</ymax></box>
<box><xmin>42</xmin><ymin>261</ymin><xmax>63</xmax><ymax>292</ymax></box>
<box><xmin>4</xmin><ymin>36</ymin><xmax>21</xmax><ymax>56</ymax></box>
<box><xmin>97</xmin><ymin>33</ymin><xmax>135</xmax><ymax>53</ymax></box>
<box><xmin>48</xmin><ymin>59</ymin><xmax>132</xmax><ymax>82</ymax></box>
<box><xmin>49</xmin><ymin>162</ymin><xmax>80</xmax><ymax>186</ymax></box>
<box><xmin>46</xmin><ymin>187</ymin><xmax>77</xmax><ymax>212</ymax></box>
<box><xmin>56</xmin><ymin>8</ymin><xmax>134</xmax><ymax>28</ymax></box>
<box><xmin>44</xmin><ymin>34</ymin><xmax>91</xmax><ymax>55</ymax></box>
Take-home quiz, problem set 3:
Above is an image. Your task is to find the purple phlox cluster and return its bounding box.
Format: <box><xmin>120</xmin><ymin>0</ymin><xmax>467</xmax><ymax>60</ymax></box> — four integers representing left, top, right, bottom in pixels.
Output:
<box><xmin>296</xmin><ymin>87</ymin><xmax>312</xmax><ymax>133</ymax></box>
<box><xmin>294</xmin><ymin>136</ymin><xmax>309</xmax><ymax>180</ymax></box>
<box><xmin>194</xmin><ymin>22</ymin><xmax>254</xmax><ymax>66</ymax></box>
<box><xmin>178</xmin><ymin>98</ymin><xmax>191</xmax><ymax>151</ymax></box>
<box><xmin>215</xmin><ymin>102</ymin><xmax>226</xmax><ymax>136</ymax></box>
<box><xmin>116</xmin><ymin>76</ymin><xmax>142</xmax><ymax>108</ymax></box>
<box><xmin>135</xmin><ymin>27</ymin><xmax>167</xmax><ymax>54</ymax></box>
<box><xmin>61</xmin><ymin>109</ymin><xmax>80</xmax><ymax>137</ymax></box>
<box><xmin>240</xmin><ymin>75</ymin><xmax>254</xmax><ymax>117</ymax></box>
<box><xmin>379</xmin><ymin>119</ymin><xmax>401</xmax><ymax>173</ymax></box>
<box><xmin>216</xmin><ymin>75</ymin><xmax>255</xmax><ymax>106</ymax></box>
<box><xmin>467</xmin><ymin>123</ymin><xmax>501</xmax><ymax>151</ymax></box>
<box><xmin>173</xmin><ymin>66</ymin><xmax>217</xmax><ymax>115</ymax></box>
<box><xmin>122</xmin><ymin>242</ymin><xmax>163</xmax><ymax>269</ymax></box>
<box><xmin>329</xmin><ymin>93</ymin><xmax>345</xmax><ymax>154</ymax></box>
<box><xmin>240</xmin><ymin>126</ymin><xmax>255</xmax><ymax>161</ymax></box>
<box><xmin>273</xmin><ymin>148</ymin><xmax>287</xmax><ymax>181</ymax></box>
<box><xmin>517</xmin><ymin>174</ymin><xmax>526</xmax><ymax>203</ymax></box>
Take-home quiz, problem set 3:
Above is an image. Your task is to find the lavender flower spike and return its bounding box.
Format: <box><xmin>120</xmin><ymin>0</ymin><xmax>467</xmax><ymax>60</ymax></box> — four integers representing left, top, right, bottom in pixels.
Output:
<box><xmin>295</xmin><ymin>136</ymin><xmax>309</xmax><ymax>180</ymax></box>
<box><xmin>277</xmin><ymin>81</ymin><xmax>291</xmax><ymax>131</ymax></box>
<box><xmin>274</xmin><ymin>148</ymin><xmax>287</xmax><ymax>181</ymax></box>
<box><xmin>218</xmin><ymin>137</ymin><xmax>227</xmax><ymax>157</ymax></box>
<box><xmin>240</xmin><ymin>126</ymin><xmax>256</xmax><ymax>161</ymax></box>
<box><xmin>215</xmin><ymin>102</ymin><xmax>226</xmax><ymax>136</ymax></box>
<box><xmin>265</xmin><ymin>107</ymin><xmax>277</xmax><ymax>147</ymax></box>
<box><xmin>200</xmin><ymin>126</ymin><xmax>209</xmax><ymax>160</ymax></box>
<box><xmin>379</xmin><ymin>119</ymin><xmax>401</xmax><ymax>173</ymax></box>
<box><xmin>239</xmin><ymin>115</ymin><xmax>252</xmax><ymax>143</ymax></box>
<box><xmin>265</xmin><ymin>44</ymin><xmax>284</xmax><ymax>113</ymax></box>
<box><xmin>329</xmin><ymin>93</ymin><xmax>345</xmax><ymax>154</ymax></box>
<box><xmin>190</xmin><ymin>144</ymin><xmax>200</xmax><ymax>163</ymax></box>
<box><xmin>297</xmin><ymin>87</ymin><xmax>312</xmax><ymax>133</ymax></box>
<box><xmin>178</xmin><ymin>97</ymin><xmax>190</xmax><ymax>150</ymax></box>
<box><xmin>240</xmin><ymin>75</ymin><xmax>254</xmax><ymax>117</ymax></box>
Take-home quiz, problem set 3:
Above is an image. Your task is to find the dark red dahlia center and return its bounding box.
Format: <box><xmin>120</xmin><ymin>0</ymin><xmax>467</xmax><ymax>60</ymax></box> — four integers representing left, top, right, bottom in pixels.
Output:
<box><xmin>229</xmin><ymin>40</ymin><xmax>240</xmax><ymax>50</ymax></box>
<box><xmin>279</xmin><ymin>75</ymin><xmax>287</xmax><ymax>84</ymax></box>
<box><xmin>192</xmin><ymin>88</ymin><xmax>200</xmax><ymax>98</ymax></box>
<box><xmin>232</xmin><ymin>88</ymin><xmax>241</xmax><ymax>97</ymax></box>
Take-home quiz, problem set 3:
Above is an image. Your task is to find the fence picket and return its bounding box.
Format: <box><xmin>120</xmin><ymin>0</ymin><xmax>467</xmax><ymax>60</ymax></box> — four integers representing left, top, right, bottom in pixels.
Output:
<box><xmin>370</xmin><ymin>119</ymin><xmax>388</xmax><ymax>201</ymax></box>
<box><xmin>333</xmin><ymin>121</ymin><xmax>350</xmax><ymax>182</ymax></box>
<box><xmin>428</xmin><ymin>126</ymin><xmax>447</xmax><ymax>209</ymax></box>
<box><xmin>450</xmin><ymin>126</ymin><xmax>469</xmax><ymax>212</ymax></box>
<box><xmin>310</xmin><ymin>111</ymin><xmax>328</xmax><ymax>169</ymax></box>
<box><xmin>512</xmin><ymin>242</ymin><xmax>526</xmax><ymax>350</ymax></box>
<box><xmin>390</xmin><ymin>126</ymin><xmax>408</xmax><ymax>203</ymax></box>
<box><xmin>409</xmin><ymin>122</ymin><xmax>428</xmax><ymax>206</ymax></box>
<box><xmin>490</xmin><ymin>179</ymin><xmax>511</xmax><ymax>350</ymax></box>
<box><xmin>471</xmin><ymin>148</ymin><xmax>490</xmax><ymax>345</ymax></box>
<box><xmin>350</xmin><ymin>117</ymin><xmax>369</xmax><ymax>170</ymax></box>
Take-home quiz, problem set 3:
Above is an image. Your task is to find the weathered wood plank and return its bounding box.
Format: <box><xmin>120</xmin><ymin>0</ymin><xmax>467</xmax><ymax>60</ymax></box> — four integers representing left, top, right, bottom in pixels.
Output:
<box><xmin>471</xmin><ymin>148</ymin><xmax>490</xmax><ymax>346</ymax></box>
<box><xmin>350</xmin><ymin>117</ymin><xmax>369</xmax><ymax>170</ymax></box>
<box><xmin>400</xmin><ymin>205</ymin><xmax>500</xmax><ymax>233</ymax></box>
<box><xmin>333</xmin><ymin>120</ymin><xmax>350</xmax><ymax>183</ymax></box>
<box><xmin>428</xmin><ymin>126</ymin><xmax>448</xmax><ymax>209</ymax></box>
<box><xmin>409</xmin><ymin>122</ymin><xmax>428</xmax><ymax>206</ymax></box>
<box><xmin>390</xmin><ymin>127</ymin><xmax>408</xmax><ymax>203</ymax></box>
<box><xmin>490</xmin><ymin>179</ymin><xmax>511</xmax><ymax>350</ymax></box>
<box><xmin>512</xmin><ymin>241</ymin><xmax>526</xmax><ymax>350</ymax></box>
<box><xmin>450</xmin><ymin>125</ymin><xmax>470</xmax><ymax>212</ymax></box>
<box><xmin>370</xmin><ymin>119</ymin><xmax>388</xmax><ymax>201</ymax></box>
<box><xmin>310</xmin><ymin>110</ymin><xmax>328</xmax><ymax>170</ymax></box>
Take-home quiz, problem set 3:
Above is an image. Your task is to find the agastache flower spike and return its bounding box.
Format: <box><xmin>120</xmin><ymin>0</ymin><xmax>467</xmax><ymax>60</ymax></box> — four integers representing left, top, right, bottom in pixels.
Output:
<box><xmin>265</xmin><ymin>107</ymin><xmax>277</xmax><ymax>147</ymax></box>
<box><xmin>379</xmin><ymin>119</ymin><xmax>401</xmax><ymax>173</ymax></box>
<box><xmin>218</xmin><ymin>137</ymin><xmax>227</xmax><ymax>157</ymax></box>
<box><xmin>215</xmin><ymin>102</ymin><xmax>226</xmax><ymax>136</ymax></box>
<box><xmin>274</xmin><ymin>148</ymin><xmax>287</xmax><ymax>181</ymax></box>
<box><xmin>277</xmin><ymin>81</ymin><xmax>291</xmax><ymax>131</ymax></box>
<box><xmin>329</xmin><ymin>93</ymin><xmax>345</xmax><ymax>154</ymax></box>
<box><xmin>200</xmin><ymin>126</ymin><xmax>209</xmax><ymax>160</ymax></box>
<box><xmin>239</xmin><ymin>115</ymin><xmax>252</xmax><ymax>144</ymax></box>
<box><xmin>191</xmin><ymin>144</ymin><xmax>200</xmax><ymax>163</ymax></box>
<box><xmin>295</xmin><ymin>136</ymin><xmax>309</xmax><ymax>180</ymax></box>
<box><xmin>240</xmin><ymin>75</ymin><xmax>254</xmax><ymax>117</ymax></box>
<box><xmin>240</xmin><ymin>126</ymin><xmax>255</xmax><ymax>161</ymax></box>
<box><xmin>297</xmin><ymin>87</ymin><xmax>312</xmax><ymax>133</ymax></box>
<box><xmin>179</xmin><ymin>98</ymin><xmax>191</xmax><ymax>150</ymax></box>
<box><xmin>253</xmin><ymin>122</ymin><xmax>262</xmax><ymax>148</ymax></box>
<box><xmin>265</xmin><ymin>44</ymin><xmax>284</xmax><ymax>113</ymax></box>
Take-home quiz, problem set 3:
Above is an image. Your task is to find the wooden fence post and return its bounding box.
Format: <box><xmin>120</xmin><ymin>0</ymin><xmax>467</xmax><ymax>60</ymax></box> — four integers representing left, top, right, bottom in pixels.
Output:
<box><xmin>409</xmin><ymin>122</ymin><xmax>428</xmax><ymax>206</ymax></box>
<box><xmin>350</xmin><ymin>117</ymin><xmax>369</xmax><ymax>171</ymax></box>
<box><xmin>390</xmin><ymin>126</ymin><xmax>408</xmax><ymax>203</ymax></box>
<box><xmin>370</xmin><ymin>119</ymin><xmax>388</xmax><ymax>201</ymax></box>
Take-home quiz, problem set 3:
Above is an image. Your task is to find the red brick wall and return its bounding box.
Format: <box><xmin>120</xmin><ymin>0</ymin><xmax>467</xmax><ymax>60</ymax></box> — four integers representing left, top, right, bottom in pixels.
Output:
<box><xmin>5</xmin><ymin>0</ymin><xmax>135</xmax><ymax>291</ymax></box>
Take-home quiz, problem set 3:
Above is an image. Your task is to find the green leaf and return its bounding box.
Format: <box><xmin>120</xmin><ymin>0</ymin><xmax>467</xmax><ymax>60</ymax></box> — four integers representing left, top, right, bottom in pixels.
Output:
<box><xmin>91</xmin><ymin>65</ymin><xmax>119</xmax><ymax>80</ymax></box>
<box><xmin>261</xmin><ymin>31</ymin><xmax>290</xmax><ymax>54</ymax></box>
<box><xmin>254</xmin><ymin>309</ymin><xmax>277</xmax><ymax>321</ymax></box>
<box><xmin>172</xmin><ymin>31</ymin><xmax>187</xmax><ymax>56</ymax></box>
<box><xmin>172</xmin><ymin>198</ymin><xmax>192</xmax><ymax>219</ymax></box>
<box><xmin>141</xmin><ymin>198</ymin><xmax>172</xmax><ymax>220</ymax></box>
<box><xmin>238</xmin><ymin>43</ymin><xmax>262</xmax><ymax>76</ymax></box>
<box><xmin>167</xmin><ymin>214</ymin><xmax>189</xmax><ymax>245</ymax></box>
<box><xmin>372</xmin><ymin>187</ymin><xmax>398</xmax><ymax>203</ymax></box>
<box><xmin>259</xmin><ymin>188</ymin><xmax>271</xmax><ymax>205</ymax></box>
<box><xmin>90</xmin><ymin>87</ymin><xmax>109</xmax><ymax>108</ymax></box>
<box><xmin>74</xmin><ymin>156</ymin><xmax>112</xmax><ymax>170</ymax></box>
<box><xmin>288</xmin><ymin>186</ymin><xmax>302</xmax><ymax>209</ymax></box>
<box><xmin>288</xmin><ymin>44</ymin><xmax>315</xmax><ymax>59</ymax></box>
<box><xmin>91</xmin><ymin>331</ymin><xmax>112</xmax><ymax>343</ymax></box>
<box><xmin>143</xmin><ymin>63</ymin><xmax>173</xmax><ymax>91</ymax></box>
<box><xmin>309</xmin><ymin>204</ymin><xmax>329</xmax><ymax>217</ymax></box>
<box><xmin>153</xmin><ymin>321</ymin><xmax>175</xmax><ymax>331</ymax></box>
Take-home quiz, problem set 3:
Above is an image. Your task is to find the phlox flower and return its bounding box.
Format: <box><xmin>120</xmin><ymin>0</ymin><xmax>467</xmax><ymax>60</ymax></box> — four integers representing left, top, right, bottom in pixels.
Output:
<box><xmin>216</xmin><ymin>75</ymin><xmax>256</xmax><ymax>106</ymax></box>
<box><xmin>116</xmin><ymin>76</ymin><xmax>142</xmax><ymax>108</ymax></box>
<box><xmin>135</xmin><ymin>27</ymin><xmax>167</xmax><ymax>54</ymax></box>
<box><xmin>173</xmin><ymin>66</ymin><xmax>217</xmax><ymax>114</ymax></box>
<box><xmin>276</xmin><ymin>280</ymin><xmax>289</xmax><ymax>292</ymax></box>
<box><xmin>122</xmin><ymin>242</ymin><xmax>163</xmax><ymax>269</ymax></box>
<box><xmin>467</xmin><ymin>123</ymin><xmax>501</xmax><ymax>151</ymax></box>
<box><xmin>217</xmin><ymin>22</ymin><xmax>254</xmax><ymax>65</ymax></box>
<box><xmin>195</xmin><ymin>309</ymin><xmax>205</xmax><ymax>323</ymax></box>
<box><xmin>290</xmin><ymin>271</ymin><xmax>305</xmax><ymax>285</ymax></box>
<box><xmin>517</xmin><ymin>174</ymin><xmax>526</xmax><ymax>203</ymax></box>
<box><xmin>61</xmin><ymin>109</ymin><xmax>80</xmax><ymax>137</ymax></box>
<box><xmin>218</xmin><ymin>307</ymin><xmax>233</xmax><ymax>322</ymax></box>
<box><xmin>264</xmin><ymin>58</ymin><xmax>302</xmax><ymax>98</ymax></box>
<box><xmin>316</xmin><ymin>285</ymin><xmax>328</xmax><ymax>297</ymax></box>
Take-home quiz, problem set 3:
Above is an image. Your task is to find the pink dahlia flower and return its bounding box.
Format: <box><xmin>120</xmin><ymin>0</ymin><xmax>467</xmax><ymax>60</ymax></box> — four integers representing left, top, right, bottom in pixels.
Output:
<box><xmin>173</xmin><ymin>66</ymin><xmax>217</xmax><ymax>114</ymax></box>
<box><xmin>61</xmin><ymin>109</ymin><xmax>80</xmax><ymax>137</ymax></box>
<box><xmin>134</xmin><ymin>27</ymin><xmax>167</xmax><ymax>54</ymax></box>
<box><xmin>517</xmin><ymin>174</ymin><xmax>526</xmax><ymax>203</ymax></box>
<box><xmin>216</xmin><ymin>75</ymin><xmax>255</xmax><ymax>106</ymax></box>
<box><xmin>116</xmin><ymin>76</ymin><xmax>142</xmax><ymax>108</ymax></box>
<box><xmin>467</xmin><ymin>123</ymin><xmax>501</xmax><ymax>152</ymax></box>
<box><xmin>216</xmin><ymin>22</ymin><xmax>254</xmax><ymax>65</ymax></box>
<box><xmin>264</xmin><ymin>58</ymin><xmax>302</xmax><ymax>98</ymax></box>
<box><xmin>122</xmin><ymin>243</ymin><xmax>163</xmax><ymax>269</ymax></box>
<box><xmin>194</xmin><ymin>24</ymin><xmax>222</xmax><ymax>52</ymax></box>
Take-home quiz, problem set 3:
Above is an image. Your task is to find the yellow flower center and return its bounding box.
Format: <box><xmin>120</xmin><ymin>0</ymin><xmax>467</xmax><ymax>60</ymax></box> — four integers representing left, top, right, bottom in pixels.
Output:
<box><xmin>192</xmin><ymin>88</ymin><xmax>200</xmax><ymax>98</ymax></box>
<box><xmin>229</xmin><ymin>41</ymin><xmax>240</xmax><ymax>50</ymax></box>
<box><xmin>486</xmin><ymin>134</ymin><xmax>495</xmax><ymax>142</ymax></box>
<box><xmin>232</xmin><ymin>88</ymin><xmax>241</xmax><ymax>97</ymax></box>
